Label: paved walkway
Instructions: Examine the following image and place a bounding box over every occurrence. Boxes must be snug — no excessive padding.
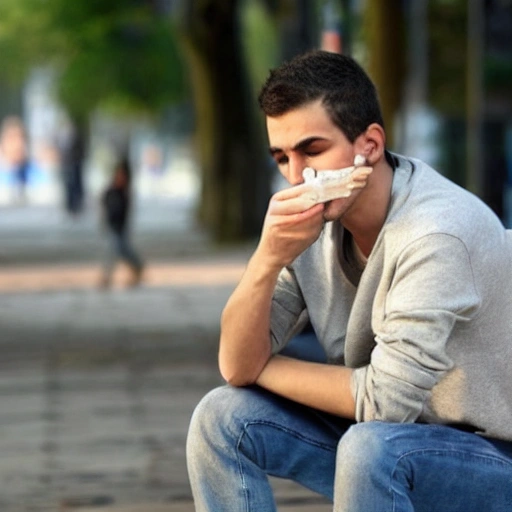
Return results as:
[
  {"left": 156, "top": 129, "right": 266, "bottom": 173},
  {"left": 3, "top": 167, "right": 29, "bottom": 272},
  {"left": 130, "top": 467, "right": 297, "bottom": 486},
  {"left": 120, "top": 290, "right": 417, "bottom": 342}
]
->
[
  {"left": 0, "top": 261, "right": 246, "bottom": 293},
  {"left": 0, "top": 202, "right": 332, "bottom": 512}
]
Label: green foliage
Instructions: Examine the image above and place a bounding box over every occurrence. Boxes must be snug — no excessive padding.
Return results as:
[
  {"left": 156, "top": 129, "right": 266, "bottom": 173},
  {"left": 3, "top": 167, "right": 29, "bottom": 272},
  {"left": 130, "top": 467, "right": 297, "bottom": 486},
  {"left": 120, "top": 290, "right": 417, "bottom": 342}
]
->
[
  {"left": 241, "top": 0, "right": 279, "bottom": 94},
  {"left": 0, "top": 0, "right": 188, "bottom": 120},
  {"left": 0, "top": 0, "right": 54, "bottom": 81}
]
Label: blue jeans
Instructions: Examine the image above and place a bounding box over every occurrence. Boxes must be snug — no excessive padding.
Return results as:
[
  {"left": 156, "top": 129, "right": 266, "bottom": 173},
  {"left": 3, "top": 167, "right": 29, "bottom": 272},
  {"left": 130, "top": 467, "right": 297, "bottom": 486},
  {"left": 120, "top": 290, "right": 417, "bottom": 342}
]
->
[{"left": 186, "top": 385, "right": 512, "bottom": 511}]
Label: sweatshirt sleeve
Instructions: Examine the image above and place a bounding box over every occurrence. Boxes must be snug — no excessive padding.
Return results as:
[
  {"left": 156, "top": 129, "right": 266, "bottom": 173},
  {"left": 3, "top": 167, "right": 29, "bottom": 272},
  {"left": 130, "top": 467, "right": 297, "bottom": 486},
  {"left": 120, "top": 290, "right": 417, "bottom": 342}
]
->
[
  {"left": 351, "top": 233, "right": 481, "bottom": 423},
  {"left": 270, "top": 266, "right": 309, "bottom": 354}
]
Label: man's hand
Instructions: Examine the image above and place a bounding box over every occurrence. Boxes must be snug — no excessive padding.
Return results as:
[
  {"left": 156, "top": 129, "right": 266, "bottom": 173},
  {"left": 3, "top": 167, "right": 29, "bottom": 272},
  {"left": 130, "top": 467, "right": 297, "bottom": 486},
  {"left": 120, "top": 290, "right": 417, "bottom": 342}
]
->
[{"left": 258, "top": 186, "right": 326, "bottom": 269}]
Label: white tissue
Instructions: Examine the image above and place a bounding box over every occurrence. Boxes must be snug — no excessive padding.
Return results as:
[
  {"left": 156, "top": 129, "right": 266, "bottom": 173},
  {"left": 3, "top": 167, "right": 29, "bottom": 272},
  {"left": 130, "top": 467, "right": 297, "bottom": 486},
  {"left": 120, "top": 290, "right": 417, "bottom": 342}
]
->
[{"left": 301, "top": 154, "right": 367, "bottom": 204}]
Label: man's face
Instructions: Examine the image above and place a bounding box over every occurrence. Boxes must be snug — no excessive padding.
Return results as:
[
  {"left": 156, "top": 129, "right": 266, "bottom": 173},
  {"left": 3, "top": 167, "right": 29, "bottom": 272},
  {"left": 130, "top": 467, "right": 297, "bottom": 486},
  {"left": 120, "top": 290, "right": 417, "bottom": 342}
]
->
[{"left": 267, "top": 99, "right": 363, "bottom": 222}]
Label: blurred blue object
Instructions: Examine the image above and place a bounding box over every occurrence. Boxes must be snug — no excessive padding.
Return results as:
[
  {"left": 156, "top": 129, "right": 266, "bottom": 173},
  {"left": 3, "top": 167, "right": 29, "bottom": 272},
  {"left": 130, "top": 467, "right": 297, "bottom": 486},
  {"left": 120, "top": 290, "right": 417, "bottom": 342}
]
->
[{"left": 281, "top": 323, "right": 327, "bottom": 363}]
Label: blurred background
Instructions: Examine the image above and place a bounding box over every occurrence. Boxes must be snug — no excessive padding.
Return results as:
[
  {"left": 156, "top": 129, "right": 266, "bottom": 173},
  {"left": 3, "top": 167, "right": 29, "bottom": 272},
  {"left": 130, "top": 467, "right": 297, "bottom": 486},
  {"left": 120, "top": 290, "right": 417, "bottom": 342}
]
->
[
  {"left": 0, "top": 0, "right": 511, "bottom": 233},
  {"left": 0, "top": 1, "right": 511, "bottom": 511}
]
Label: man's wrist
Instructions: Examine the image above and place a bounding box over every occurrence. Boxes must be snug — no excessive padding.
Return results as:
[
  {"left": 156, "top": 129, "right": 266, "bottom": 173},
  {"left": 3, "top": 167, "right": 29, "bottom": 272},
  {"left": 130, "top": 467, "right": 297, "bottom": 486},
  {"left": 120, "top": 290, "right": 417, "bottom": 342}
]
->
[{"left": 251, "top": 245, "right": 286, "bottom": 278}]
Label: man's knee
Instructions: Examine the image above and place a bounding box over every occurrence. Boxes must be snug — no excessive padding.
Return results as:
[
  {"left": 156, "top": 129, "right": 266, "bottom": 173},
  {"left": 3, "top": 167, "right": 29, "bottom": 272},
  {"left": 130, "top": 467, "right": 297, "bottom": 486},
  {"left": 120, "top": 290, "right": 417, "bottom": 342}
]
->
[
  {"left": 189, "top": 385, "right": 268, "bottom": 447},
  {"left": 337, "top": 422, "right": 391, "bottom": 472},
  {"left": 187, "top": 385, "right": 241, "bottom": 478},
  {"left": 188, "top": 386, "right": 238, "bottom": 443},
  {"left": 334, "top": 421, "right": 414, "bottom": 506}
]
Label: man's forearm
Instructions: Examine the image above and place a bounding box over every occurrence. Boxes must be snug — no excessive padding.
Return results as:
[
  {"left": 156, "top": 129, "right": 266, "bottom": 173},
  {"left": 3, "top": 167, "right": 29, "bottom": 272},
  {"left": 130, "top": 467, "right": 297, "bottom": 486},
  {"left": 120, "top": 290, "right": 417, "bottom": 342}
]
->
[
  {"left": 256, "top": 355, "right": 356, "bottom": 419},
  {"left": 219, "top": 185, "right": 326, "bottom": 386},
  {"left": 218, "top": 250, "right": 282, "bottom": 386}
]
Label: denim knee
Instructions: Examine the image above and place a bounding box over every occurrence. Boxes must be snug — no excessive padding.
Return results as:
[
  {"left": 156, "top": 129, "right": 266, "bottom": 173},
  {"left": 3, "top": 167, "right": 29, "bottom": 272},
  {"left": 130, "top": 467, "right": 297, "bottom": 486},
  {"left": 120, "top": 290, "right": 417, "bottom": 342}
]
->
[
  {"left": 334, "top": 421, "right": 411, "bottom": 510},
  {"left": 188, "top": 386, "right": 242, "bottom": 447},
  {"left": 187, "top": 386, "right": 243, "bottom": 479},
  {"left": 336, "top": 421, "right": 391, "bottom": 474}
]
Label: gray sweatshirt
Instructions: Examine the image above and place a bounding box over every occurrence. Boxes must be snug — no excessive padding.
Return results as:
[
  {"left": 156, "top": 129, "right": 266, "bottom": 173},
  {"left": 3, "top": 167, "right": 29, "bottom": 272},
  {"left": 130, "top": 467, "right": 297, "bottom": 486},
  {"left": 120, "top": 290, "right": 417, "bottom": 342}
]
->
[{"left": 270, "top": 154, "right": 512, "bottom": 441}]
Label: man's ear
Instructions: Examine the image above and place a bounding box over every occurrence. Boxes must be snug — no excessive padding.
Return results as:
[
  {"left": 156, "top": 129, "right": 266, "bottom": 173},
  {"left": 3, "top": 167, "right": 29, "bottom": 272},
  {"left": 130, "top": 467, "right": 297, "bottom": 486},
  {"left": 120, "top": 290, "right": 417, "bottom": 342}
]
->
[{"left": 356, "top": 123, "right": 386, "bottom": 166}]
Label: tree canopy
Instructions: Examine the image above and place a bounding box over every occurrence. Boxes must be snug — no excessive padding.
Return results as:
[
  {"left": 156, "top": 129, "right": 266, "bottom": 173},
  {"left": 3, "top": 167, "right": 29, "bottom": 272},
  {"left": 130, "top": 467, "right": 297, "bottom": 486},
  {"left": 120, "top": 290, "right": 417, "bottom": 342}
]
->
[{"left": 0, "top": 0, "right": 188, "bottom": 121}]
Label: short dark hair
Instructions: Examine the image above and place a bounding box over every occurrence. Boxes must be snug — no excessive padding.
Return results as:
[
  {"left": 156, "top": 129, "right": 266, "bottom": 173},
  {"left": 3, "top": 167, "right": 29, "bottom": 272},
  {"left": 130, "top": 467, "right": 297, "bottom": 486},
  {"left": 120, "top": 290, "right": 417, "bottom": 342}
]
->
[{"left": 258, "top": 50, "right": 384, "bottom": 143}]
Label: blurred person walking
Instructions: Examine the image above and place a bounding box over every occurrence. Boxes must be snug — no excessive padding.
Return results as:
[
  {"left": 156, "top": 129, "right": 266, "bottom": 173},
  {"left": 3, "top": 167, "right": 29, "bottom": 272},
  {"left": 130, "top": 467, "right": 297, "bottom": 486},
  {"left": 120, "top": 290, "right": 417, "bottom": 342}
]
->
[{"left": 99, "top": 158, "right": 144, "bottom": 289}]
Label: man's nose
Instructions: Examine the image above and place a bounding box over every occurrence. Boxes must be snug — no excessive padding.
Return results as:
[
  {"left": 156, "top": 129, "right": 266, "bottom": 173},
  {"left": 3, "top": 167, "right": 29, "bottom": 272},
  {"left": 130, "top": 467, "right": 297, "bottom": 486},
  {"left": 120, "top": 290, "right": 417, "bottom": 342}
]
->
[{"left": 287, "top": 158, "right": 305, "bottom": 186}]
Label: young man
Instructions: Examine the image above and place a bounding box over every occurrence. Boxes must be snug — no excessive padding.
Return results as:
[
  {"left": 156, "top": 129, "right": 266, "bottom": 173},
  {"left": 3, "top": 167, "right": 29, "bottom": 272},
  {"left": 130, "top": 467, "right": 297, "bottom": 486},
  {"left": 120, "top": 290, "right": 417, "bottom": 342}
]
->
[{"left": 187, "top": 50, "right": 512, "bottom": 511}]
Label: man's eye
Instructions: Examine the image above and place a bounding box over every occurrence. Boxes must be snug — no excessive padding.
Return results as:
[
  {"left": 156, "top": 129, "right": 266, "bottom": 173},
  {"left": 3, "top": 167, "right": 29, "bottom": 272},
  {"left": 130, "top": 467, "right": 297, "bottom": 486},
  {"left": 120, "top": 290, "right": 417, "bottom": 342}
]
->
[
  {"left": 305, "top": 150, "right": 321, "bottom": 157},
  {"left": 277, "top": 156, "right": 289, "bottom": 165}
]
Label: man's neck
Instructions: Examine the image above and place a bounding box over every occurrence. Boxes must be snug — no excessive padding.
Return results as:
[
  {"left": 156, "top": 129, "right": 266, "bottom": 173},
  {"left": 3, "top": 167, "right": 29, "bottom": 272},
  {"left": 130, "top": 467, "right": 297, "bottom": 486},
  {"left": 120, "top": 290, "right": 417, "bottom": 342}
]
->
[{"left": 340, "top": 158, "right": 394, "bottom": 258}]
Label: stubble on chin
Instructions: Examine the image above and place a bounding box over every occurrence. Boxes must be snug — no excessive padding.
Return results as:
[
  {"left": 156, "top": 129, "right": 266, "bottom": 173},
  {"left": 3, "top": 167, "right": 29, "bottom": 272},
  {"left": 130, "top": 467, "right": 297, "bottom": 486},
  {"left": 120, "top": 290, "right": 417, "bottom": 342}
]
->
[{"left": 322, "top": 199, "right": 347, "bottom": 223}]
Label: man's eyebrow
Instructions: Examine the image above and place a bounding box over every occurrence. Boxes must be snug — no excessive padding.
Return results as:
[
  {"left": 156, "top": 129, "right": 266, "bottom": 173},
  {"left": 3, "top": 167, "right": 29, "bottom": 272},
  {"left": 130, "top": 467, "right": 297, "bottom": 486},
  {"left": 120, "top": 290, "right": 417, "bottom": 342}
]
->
[
  {"left": 269, "top": 136, "right": 326, "bottom": 156},
  {"left": 293, "top": 136, "right": 326, "bottom": 151}
]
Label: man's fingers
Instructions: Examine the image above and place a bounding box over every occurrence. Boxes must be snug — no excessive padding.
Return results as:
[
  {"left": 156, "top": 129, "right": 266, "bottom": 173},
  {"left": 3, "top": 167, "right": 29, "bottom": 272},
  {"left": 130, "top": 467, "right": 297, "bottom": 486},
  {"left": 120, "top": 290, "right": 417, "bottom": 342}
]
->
[
  {"left": 270, "top": 183, "right": 324, "bottom": 213},
  {"left": 273, "top": 182, "right": 311, "bottom": 201},
  {"left": 270, "top": 195, "right": 323, "bottom": 215}
]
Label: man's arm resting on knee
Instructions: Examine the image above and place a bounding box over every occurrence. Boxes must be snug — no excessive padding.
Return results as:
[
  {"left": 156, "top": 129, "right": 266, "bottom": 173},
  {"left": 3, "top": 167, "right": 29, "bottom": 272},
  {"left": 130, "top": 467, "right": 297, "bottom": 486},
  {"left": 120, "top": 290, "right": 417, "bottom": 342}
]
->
[
  {"left": 218, "top": 249, "right": 280, "bottom": 386},
  {"left": 219, "top": 188, "right": 325, "bottom": 387},
  {"left": 256, "top": 355, "right": 356, "bottom": 419}
]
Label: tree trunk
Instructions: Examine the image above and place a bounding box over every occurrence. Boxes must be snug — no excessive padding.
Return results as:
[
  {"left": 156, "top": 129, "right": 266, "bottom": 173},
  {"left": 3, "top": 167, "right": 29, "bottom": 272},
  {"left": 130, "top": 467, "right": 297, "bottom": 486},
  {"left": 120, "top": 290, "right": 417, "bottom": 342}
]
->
[
  {"left": 362, "top": 0, "right": 406, "bottom": 149},
  {"left": 175, "top": 0, "right": 271, "bottom": 242}
]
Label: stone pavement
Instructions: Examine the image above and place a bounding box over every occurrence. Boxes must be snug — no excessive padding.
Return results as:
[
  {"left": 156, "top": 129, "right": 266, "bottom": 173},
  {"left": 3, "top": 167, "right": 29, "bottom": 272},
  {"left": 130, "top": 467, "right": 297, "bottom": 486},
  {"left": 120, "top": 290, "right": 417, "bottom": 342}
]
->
[{"left": 0, "top": 202, "right": 332, "bottom": 512}]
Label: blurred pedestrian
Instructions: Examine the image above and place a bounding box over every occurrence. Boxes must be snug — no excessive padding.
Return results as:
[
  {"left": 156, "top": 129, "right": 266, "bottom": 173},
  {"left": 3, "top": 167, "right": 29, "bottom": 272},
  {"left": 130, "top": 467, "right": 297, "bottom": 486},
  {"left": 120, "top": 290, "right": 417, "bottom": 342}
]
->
[
  {"left": 56, "top": 119, "right": 85, "bottom": 216},
  {"left": 0, "top": 116, "right": 30, "bottom": 203},
  {"left": 99, "top": 158, "right": 144, "bottom": 289}
]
